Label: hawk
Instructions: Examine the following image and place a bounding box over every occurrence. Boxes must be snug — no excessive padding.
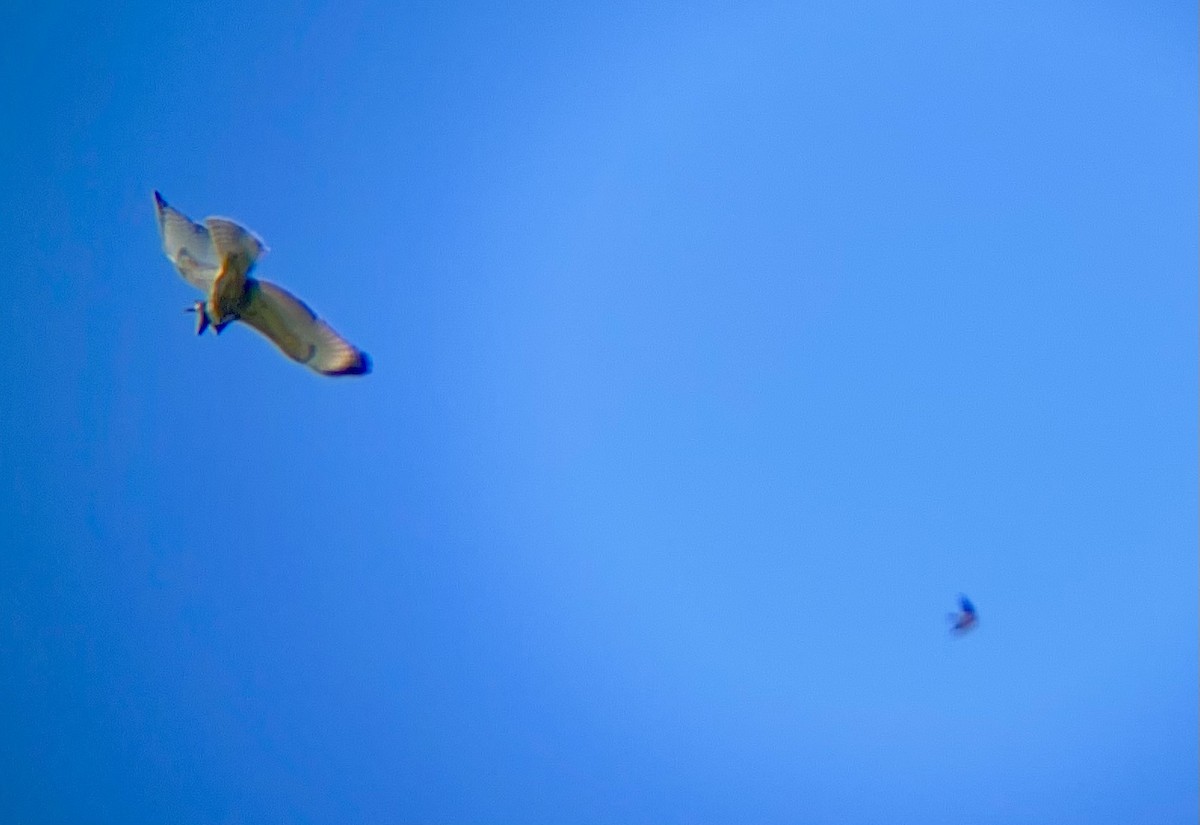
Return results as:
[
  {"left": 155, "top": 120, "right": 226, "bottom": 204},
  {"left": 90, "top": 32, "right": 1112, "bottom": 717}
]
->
[
  {"left": 948, "top": 595, "right": 978, "bottom": 635},
  {"left": 153, "top": 191, "right": 371, "bottom": 376}
]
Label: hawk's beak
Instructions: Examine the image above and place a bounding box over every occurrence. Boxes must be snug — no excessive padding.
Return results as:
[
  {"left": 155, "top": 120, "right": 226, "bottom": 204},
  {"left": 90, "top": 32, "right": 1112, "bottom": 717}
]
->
[{"left": 185, "top": 301, "right": 210, "bottom": 336}]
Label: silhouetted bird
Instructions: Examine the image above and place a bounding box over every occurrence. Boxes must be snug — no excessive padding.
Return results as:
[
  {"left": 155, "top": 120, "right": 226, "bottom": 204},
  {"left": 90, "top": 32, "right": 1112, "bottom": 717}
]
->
[
  {"left": 153, "top": 192, "right": 370, "bottom": 376},
  {"left": 948, "top": 595, "right": 978, "bottom": 635}
]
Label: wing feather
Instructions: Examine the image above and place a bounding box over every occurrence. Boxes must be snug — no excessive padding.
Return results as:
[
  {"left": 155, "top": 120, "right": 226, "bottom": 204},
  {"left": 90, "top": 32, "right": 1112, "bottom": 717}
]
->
[
  {"left": 238, "top": 279, "right": 371, "bottom": 376},
  {"left": 153, "top": 191, "right": 219, "bottom": 291}
]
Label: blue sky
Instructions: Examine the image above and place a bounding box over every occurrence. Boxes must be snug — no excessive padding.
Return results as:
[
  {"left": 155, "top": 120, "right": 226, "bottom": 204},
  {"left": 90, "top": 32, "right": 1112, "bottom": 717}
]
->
[{"left": 0, "top": 1, "right": 1195, "bottom": 822}]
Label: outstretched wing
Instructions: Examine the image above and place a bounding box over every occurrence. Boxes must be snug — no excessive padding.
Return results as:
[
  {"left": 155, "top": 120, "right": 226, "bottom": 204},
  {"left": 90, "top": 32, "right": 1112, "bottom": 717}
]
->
[
  {"left": 959, "top": 595, "right": 976, "bottom": 615},
  {"left": 238, "top": 279, "right": 371, "bottom": 376},
  {"left": 153, "top": 191, "right": 219, "bottom": 291}
]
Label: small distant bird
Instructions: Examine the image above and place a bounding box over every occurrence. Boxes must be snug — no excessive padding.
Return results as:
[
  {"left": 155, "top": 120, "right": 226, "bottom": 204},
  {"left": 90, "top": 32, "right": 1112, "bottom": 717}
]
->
[
  {"left": 153, "top": 191, "right": 371, "bottom": 376},
  {"left": 948, "top": 595, "right": 978, "bottom": 635}
]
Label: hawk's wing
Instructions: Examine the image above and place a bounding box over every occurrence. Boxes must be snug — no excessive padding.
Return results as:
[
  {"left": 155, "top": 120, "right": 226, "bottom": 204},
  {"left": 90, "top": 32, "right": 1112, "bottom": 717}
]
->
[
  {"left": 959, "top": 595, "right": 976, "bottom": 615},
  {"left": 238, "top": 279, "right": 371, "bottom": 376},
  {"left": 153, "top": 191, "right": 220, "bottom": 291}
]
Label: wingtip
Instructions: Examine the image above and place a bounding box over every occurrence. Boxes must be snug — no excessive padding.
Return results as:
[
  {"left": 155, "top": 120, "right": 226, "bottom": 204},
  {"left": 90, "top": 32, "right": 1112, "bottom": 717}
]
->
[
  {"left": 153, "top": 190, "right": 166, "bottom": 208},
  {"left": 329, "top": 351, "right": 372, "bottom": 377},
  {"left": 349, "top": 351, "right": 372, "bottom": 376}
]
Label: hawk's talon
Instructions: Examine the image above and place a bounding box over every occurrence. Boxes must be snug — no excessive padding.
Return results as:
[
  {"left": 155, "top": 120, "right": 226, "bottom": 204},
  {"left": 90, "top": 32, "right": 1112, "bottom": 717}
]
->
[{"left": 185, "top": 301, "right": 210, "bottom": 336}]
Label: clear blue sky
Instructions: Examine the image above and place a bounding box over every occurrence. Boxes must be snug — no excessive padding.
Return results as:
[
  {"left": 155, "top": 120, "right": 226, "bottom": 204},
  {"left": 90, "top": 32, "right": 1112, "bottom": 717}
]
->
[{"left": 0, "top": 1, "right": 1195, "bottom": 822}]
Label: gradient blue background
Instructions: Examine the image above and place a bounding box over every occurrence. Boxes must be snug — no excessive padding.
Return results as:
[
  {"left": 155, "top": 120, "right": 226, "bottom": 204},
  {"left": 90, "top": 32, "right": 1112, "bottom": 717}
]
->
[{"left": 0, "top": 2, "right": 1195, "bottom": 822}]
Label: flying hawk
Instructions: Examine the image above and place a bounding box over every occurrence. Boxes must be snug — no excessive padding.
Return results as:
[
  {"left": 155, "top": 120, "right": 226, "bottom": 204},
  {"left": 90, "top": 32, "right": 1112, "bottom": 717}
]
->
[
  {"left": 948, "top": 595, "right": 978, "bottom": 635},
  {"left": 153, "top": 191, "right": 371, "bottom": 376}
]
